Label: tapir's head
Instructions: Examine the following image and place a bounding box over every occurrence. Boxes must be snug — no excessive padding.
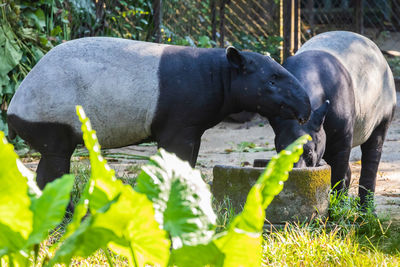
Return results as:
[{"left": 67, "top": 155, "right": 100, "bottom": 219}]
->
[
  {"left": 271, "top": 100, "right": 330, "bottom": 167},
  {"left": 226, "top": 47, "right": 311, "bottom": 124}
]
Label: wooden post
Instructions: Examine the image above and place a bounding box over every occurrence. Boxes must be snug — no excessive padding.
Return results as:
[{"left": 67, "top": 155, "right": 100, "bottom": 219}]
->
[
  {"left": 219, "top": 0, "right": 228, "bottom": 47},
  {"left": 281, "top": 0, "right": 301, "bottom": 62},
  {"left": 210, "top": 0, "right": 217, "bottom": 44},
  {"left": 354, "top": 0, "right": 364, "bottom": 34},
  {"left": 293, "top": 0, "right": 301, "bottom": 53},
  {"left": 153, "top": 0, "right": 162, "bottom": 43}
]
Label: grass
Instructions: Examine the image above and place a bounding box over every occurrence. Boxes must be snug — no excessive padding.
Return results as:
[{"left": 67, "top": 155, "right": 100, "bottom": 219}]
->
[
  {"left": 41, "top": 162, "right": 400, "bottom": 266},
  {"left": 215, "top": 191, "right": 400, "bottom": 266},
  {"left": 224, "top": 141, "right": 275, "bottom": 153}
]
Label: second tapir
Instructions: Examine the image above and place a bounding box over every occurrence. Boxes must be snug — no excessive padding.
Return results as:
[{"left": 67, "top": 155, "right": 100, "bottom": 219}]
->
[
  {"left": 270, "top": 31, "right": 396, "bottom": 205},
  {"left": 7, "top": 37, "right": 311, "bottom": 189}
]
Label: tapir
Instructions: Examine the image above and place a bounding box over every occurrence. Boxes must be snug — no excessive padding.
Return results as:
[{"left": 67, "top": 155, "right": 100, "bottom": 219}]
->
[
  {"left": 269, "top": 31, "right": 396, "bottom": 206},
  {"left": 7, "top": 37, "right": 311, "bottom": 189}
]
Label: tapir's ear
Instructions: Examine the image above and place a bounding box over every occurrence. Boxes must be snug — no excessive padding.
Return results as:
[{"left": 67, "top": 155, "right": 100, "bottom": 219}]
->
[
  {"left": 226, "top": 46, "right": 246, "bottom": 70},
  {"left": 307, "top": 100, "right": 330, "bottom": 132}
]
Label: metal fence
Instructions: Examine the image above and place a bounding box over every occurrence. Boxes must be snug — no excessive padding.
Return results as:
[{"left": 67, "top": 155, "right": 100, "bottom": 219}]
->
[
  {"left": 162, "top": 0, "right": 281, "bottom": 59},
  {"left": 301, "top": 0, "right": 400, "bottom": 42},
  {"left": 160, "top": 0, "right": 400, "bottom": 61}
]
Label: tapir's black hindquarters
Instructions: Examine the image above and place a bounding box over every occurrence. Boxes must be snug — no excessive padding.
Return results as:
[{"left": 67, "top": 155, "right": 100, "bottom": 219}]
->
[
  {"left": 7, "top": 114, "right": 81, "bottom": 189},
  {"left": 359, "top": 116, "right": 393, "bottom": 205}
]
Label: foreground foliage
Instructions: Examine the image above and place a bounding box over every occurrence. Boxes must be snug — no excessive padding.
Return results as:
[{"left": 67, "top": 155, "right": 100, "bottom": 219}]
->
[{"left": 0, "top": 105, "right": 309, "bottom": 266}]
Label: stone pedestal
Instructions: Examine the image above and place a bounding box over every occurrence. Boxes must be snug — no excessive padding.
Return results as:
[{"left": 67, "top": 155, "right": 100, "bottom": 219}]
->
[{"left": 212, "top": 162, "right": 331, "bottom": 224}]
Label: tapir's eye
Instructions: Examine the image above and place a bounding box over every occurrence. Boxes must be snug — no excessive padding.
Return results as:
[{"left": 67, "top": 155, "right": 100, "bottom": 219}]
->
[{"left": 268, "top": 74, "right": 278, "bottom": 85}]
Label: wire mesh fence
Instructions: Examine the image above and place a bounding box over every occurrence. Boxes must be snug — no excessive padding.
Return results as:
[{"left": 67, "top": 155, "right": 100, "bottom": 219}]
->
[
  {"left": 161, "top": 0, "right": 400, "bottom": 62},
  {"left": 162, "top": 0, "right": 282, "bottom": 59},
  {"left": 300, "top": 0, "right": 400, "bottom": 42}
]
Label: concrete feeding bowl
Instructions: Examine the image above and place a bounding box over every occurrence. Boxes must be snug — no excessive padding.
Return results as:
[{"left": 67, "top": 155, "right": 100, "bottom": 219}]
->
[{"left": 212, "top": 159, "right": 331, "bottom": 224}]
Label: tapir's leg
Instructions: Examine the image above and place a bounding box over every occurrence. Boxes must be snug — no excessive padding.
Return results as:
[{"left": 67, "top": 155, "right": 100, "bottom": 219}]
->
[
  {"left": 191, "top": 140, "right": 201, "bottom": 166},
  {"left": 324, "top": 145, "right": 352, "bottom": 193},
  {"left": 344, "top": 164, "right": 352, "bottom": 188},
  {"left": 37, "top": 151, "right": 75, "bottom": 189},
  {"left": 156, "top": 127, "right": 203, "bottom": 168},
  {"left": 7, "top": 114, "right": 80, "bottom": 190},
  {"left": 359, "top": 119, "right": 391, "bottom": 205}
]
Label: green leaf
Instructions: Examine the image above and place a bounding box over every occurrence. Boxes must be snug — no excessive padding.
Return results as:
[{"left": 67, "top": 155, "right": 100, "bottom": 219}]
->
[
  {"left": 209, "top": 185, "right": 264, "bottom": 267},
  {"left": 27, "top": 174, "right": 74, "bottom": 246},
  {"left": 213, "top": 229, "right": 262, "bottom": 267},
  {"left": 49, "top": 216, "right": 116, "bottom": 266},
  {"left": 75, "top": 106, "right": 121, "bottom": 212},
  {"left": 0, "top": 25, "right": 23, "bottom": 77},
  {"left": 0, "top": 223, "right": 26, "bottom": 254},
  {"left": 24, "top": 9, "right": 46, "bottom": 30},
  {"left": 135, "top": 149, "right": 217, "bottom": 248},
  {"left": 55, "top": 106, "right": 170, "bottom": 267},
  {"left": 170, "top": 242, "right": 223, "bottom": 267},
  {"left": 103, "top": 186, "right": 170, "bottom": 267},
  {"left": 0, "top": 131, "right": 33, "bottom": 251},
  {"left": 257, "top": 135, "right": 311, "bottom": 209}
]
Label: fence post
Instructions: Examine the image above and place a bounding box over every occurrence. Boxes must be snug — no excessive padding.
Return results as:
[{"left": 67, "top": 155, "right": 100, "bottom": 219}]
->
[
  {"left": 153, "top": 0, "right": 162, "bottom": 43},
  {"left": 281, "top": 0, "right": 301, "bottom": 62},
  {"left": 210, "top": 0, "right": 217, "bottom": 44},
  {"left": 219, "top": 0, "right": 230, "bottom": 47},
  {"left": 354, "top": 0, "right": 364, "bottom": 34}
]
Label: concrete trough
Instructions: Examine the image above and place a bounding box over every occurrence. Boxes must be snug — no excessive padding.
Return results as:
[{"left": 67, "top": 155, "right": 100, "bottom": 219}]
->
[{"left": 212, "top": 159, "right": 331, "bottom": 224}]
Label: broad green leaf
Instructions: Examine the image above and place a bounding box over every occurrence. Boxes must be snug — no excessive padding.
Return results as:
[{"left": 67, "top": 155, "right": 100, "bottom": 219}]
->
[
  {"left": 57, "top": 106, "right": 170, "bottom": 267},
  {"left": 135, "top": 149, "right": 217, "bottom": 249},
  {"left": 103, "top": 186, "right": 170, "bottom": 267},
  {"left": 27, "top": 174, "right": 75, "bottom": 246},
  {"left": 213, "top": 230, "right": 262, "bottom": 267},
  {"left": 228, "top": 185, "right": 265, "bottom": 234},
  {"left": 0, "top": 25, "right": 23, "bottom": 77},
  {"left": 257, "top": 135, "right": 311, "bottom": 209},
  {"left": 76, "top": 105, "right": 121, "bottom": 211},
  {"left": 169, "top": 241, "right": 223, "bottom": 267},
  {"left": 0, "top": 131, "right": 33, "bottom": 250},
  {"left": 34, "top": 8, "right": 46, "bottom": 29},
  {"left": 0, "top": 223, "right": 26, "bottom": 254},
  {"left": 211, "top": 186, "right": 264, "bottom": 267},
  {"left": 49, "top": 216, "right": 116, "bottom": 266},
  {"left": 24, "top": 9, "right": 46, "bottom": 30}
]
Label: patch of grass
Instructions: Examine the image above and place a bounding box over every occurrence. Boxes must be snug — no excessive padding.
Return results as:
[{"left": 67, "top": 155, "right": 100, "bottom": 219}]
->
[
  {"left": 37, "top": 234, "right": 129, "bottom": 266},
  {"left": 225, "top": 141, "right": 275, "bottom": 153},
  {"left": 214, "top": 196, "right": 238, "bottom": 233},
  {"left": 262, "top": 191, "right": 400, "bottom": 265},
  {"left": 70, "top": 162, "right": 91, "bottom": 207},
  {"left": 262, "top": 223, "right": 399, "bottom": 266},
  {"left": 124, "top": 164, "right": 143, "bottom": 175},
  {"left": 327, "top": 191, "right": 400, "bottom": 254}
]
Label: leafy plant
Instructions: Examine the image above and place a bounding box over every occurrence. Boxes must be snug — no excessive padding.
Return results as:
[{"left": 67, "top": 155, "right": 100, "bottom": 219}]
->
[
  {"left": 0, "top": 105, "right": 309, "bottom": 266},
  {"left": 0, "top": 130, "right": 74, "bottom": 266}
]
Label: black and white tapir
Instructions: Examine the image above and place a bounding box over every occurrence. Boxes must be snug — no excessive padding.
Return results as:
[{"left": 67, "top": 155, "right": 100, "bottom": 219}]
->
[
  {"left": 269, "top": 31, "right": 396, "bottom": 205},
  {"left": 7, "top": 37, "right": 311, "bottom": 189}
]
